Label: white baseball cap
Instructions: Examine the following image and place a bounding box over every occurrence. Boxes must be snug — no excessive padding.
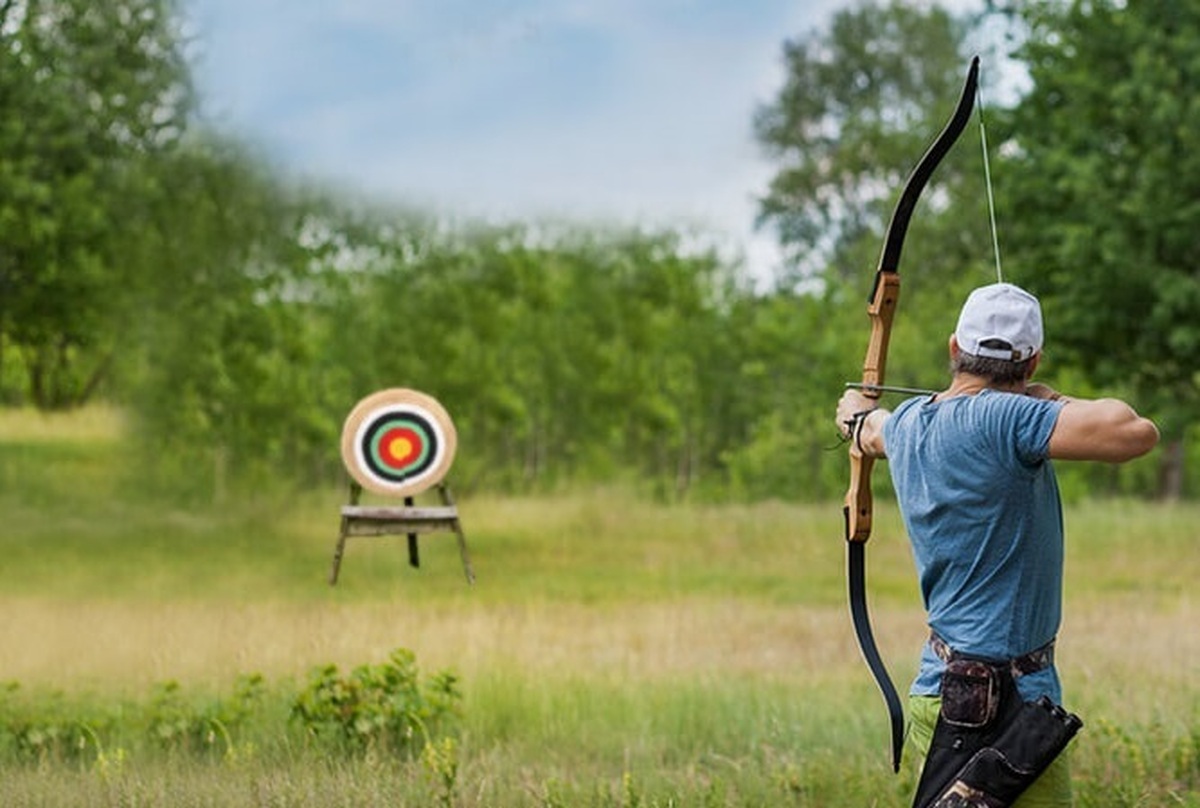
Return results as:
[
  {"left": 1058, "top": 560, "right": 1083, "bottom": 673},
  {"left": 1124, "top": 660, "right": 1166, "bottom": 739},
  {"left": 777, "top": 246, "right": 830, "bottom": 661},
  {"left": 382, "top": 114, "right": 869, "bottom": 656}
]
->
[{"left": 954, "top": 283, "right": 1043, "bottom": 361}]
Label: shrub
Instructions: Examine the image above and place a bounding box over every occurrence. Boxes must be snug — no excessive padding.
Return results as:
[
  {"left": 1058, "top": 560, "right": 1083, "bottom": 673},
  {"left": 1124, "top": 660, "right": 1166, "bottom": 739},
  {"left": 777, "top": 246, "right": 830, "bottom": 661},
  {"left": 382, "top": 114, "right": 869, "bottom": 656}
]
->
[{"left": 290, "top": 648, "right": 461, "bottom": 756}]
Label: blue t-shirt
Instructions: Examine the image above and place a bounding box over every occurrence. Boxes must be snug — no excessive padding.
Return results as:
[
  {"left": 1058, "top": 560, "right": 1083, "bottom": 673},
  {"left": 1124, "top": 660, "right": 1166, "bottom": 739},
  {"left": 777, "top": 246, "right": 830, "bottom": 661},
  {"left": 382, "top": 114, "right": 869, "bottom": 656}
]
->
[{"left": 882, "top": 390, "right": 1065, "bottom": 702}]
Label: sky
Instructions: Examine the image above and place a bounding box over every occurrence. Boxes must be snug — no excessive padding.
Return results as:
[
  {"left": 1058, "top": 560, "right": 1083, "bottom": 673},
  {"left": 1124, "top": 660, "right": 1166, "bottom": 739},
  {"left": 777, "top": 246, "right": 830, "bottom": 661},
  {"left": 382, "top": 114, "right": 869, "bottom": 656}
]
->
[{"left": 180, "top": 1, "right": 866, "bottom": 283}]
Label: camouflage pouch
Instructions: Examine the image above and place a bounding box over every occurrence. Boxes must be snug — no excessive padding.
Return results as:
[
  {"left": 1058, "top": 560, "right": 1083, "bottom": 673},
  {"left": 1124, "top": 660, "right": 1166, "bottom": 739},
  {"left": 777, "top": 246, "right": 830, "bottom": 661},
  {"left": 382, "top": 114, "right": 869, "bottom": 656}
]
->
[{"left": 940, "top": 659, "right": 1003, "bottom": 729}]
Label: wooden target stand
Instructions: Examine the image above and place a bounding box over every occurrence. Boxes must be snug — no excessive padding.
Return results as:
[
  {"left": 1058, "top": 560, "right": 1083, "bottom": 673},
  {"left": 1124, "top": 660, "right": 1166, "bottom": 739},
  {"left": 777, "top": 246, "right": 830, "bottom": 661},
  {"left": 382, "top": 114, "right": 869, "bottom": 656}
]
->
[{"left": 329, "top": 389, "right": 475, "bottom": 585}]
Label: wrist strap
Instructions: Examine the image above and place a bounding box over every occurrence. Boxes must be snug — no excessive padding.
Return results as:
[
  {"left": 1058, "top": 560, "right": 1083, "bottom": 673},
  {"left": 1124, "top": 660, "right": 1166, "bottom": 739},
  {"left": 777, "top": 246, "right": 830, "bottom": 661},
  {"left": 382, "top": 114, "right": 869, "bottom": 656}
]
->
[{"left": 845, "top": 409, "right": 876, "bottom": 455}]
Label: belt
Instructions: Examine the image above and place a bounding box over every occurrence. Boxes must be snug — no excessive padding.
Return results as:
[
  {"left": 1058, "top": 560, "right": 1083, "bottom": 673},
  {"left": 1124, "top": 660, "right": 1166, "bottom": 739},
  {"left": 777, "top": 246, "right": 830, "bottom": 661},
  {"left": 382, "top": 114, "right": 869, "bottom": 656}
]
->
[{"left": 929, "top": 633, "right": 1055, "bottom": 678}]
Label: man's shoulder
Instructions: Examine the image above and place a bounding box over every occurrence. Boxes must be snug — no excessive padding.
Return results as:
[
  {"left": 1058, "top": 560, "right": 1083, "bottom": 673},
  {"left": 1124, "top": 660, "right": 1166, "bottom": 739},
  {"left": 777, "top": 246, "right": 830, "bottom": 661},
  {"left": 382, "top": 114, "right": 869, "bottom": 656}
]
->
[{"left": 973, "top": 389, "right": 1061, "bottom": 419}]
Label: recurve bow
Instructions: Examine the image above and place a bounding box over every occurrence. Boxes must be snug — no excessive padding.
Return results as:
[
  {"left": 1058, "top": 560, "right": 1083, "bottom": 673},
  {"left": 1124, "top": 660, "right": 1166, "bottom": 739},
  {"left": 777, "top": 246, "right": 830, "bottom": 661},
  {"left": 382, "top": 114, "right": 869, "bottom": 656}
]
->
[{"left": 844, "top": 56, "right": 979, "bottom": 773}]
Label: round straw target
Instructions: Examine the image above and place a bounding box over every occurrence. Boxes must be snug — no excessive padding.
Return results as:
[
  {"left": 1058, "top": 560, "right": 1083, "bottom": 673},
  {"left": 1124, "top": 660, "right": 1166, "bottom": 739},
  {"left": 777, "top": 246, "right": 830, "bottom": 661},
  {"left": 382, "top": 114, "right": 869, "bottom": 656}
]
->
[{"left": 340, "top": 389, "right": 458, "bottom": 496}]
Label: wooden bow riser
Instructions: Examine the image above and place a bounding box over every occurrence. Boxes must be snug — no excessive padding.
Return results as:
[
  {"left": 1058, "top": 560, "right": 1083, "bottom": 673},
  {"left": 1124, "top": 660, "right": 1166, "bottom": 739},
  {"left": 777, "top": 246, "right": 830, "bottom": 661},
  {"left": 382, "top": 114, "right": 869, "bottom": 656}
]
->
[{"left": 844, "top": 270, "right": 900, "bottom": 543}]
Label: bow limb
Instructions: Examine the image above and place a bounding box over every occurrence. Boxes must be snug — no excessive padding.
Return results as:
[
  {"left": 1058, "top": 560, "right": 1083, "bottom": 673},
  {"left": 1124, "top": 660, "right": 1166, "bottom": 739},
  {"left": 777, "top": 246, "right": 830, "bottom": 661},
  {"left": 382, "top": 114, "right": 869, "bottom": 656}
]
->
[
  {"left": 843, "top": 268, "right": 902, "bottom": 773},
  {"left": 844, "top": 55, "right": 979, "bottom": 543},
  {"left": 842, "top": 56, "right": 980, "bottom": 774}
]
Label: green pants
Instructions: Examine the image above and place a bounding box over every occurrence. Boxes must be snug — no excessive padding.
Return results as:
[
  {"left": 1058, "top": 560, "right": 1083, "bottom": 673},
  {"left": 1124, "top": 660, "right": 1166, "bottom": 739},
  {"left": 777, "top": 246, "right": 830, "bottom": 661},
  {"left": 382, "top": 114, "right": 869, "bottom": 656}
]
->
[{"left": 906, "top": 695, "right": 1074, "bottom": 807}]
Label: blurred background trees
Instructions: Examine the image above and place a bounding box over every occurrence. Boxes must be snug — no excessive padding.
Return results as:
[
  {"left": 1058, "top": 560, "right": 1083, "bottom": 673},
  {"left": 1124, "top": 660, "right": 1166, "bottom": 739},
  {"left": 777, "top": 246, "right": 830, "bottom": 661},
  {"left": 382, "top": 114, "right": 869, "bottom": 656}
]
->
[
  {"left": 0, "top": 0, "right": 1190, "bottom": 501},
  {"left": 998, "top": 0, "right": 1200, "bottom": 498},
  {"left": 0, "top": 0, "right": 191, "bottom": 409}
]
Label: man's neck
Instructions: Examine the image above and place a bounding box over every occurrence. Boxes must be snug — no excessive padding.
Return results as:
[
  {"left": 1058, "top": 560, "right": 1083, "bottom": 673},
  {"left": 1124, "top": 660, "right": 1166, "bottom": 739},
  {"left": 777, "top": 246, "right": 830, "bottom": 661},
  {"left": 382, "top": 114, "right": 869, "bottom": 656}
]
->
[{"left": 937, "top": 373, "right": 1025, "bottom": 401}]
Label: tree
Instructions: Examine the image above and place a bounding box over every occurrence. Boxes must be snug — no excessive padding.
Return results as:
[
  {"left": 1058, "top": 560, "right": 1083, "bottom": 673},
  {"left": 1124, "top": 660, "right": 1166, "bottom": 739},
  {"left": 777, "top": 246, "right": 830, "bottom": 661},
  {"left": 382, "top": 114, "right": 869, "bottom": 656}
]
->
[
  {"left": 0, "top": 0, "right": 192, "bottom": 408},
  {"left": 751, "top": 0, "right": 1011, "bottom": 414},
  {"left": 1000, "top": 0, "right": 1197, "bottom": 497},
  {"left": 124, "top": 136, "right": 378, "bottom": 499},
  {"left": 753, "top": 0, "right": 984, "bottom": 290},
  {"left": 319, "top": 222, "right": 746, "bottom": 497},
  {"left": 751, "top": 1, "right": 1029, "bottom": 502}
]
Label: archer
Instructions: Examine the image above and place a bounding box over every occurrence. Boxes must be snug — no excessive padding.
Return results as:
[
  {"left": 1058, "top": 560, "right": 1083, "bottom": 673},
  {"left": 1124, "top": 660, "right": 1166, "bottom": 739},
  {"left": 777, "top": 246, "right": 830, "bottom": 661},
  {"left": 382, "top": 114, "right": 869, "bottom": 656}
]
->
[{"left": 837, "top": 282, "right": 1158, "bottom": 807}]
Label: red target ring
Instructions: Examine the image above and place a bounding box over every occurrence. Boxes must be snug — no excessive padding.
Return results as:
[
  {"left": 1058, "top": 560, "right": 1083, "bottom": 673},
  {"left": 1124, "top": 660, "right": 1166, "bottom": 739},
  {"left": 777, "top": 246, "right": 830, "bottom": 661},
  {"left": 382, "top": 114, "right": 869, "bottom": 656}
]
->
[
  {"left": 378, "top": 426, "right": 423, "bottom": 467},
  {"left": 340, "top": 389, "right": 457, "bottom": 496}
]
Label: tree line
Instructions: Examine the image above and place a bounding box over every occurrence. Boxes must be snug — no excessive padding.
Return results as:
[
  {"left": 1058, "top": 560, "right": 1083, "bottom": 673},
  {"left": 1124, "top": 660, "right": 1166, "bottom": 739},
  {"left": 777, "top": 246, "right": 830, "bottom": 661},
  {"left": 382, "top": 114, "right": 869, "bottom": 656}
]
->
[{"left": 0, "top": 0, "right": 1193, "bottom": 500}]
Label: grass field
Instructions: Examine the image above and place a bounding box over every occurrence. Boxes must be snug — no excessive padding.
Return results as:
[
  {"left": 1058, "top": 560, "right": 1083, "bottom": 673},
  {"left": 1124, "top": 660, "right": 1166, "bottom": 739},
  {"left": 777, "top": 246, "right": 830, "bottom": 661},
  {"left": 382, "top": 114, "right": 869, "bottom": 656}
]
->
[{"left": 0, "top": 406, "right": 1196, "bottom": 806}]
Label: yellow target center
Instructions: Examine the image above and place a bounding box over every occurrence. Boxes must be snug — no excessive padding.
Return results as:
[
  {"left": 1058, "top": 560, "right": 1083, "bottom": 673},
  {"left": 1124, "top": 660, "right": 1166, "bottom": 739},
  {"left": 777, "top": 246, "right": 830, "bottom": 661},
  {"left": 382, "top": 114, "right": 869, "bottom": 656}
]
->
[{"left": 388, "top": 435, "right": 414, "bottom": 462}]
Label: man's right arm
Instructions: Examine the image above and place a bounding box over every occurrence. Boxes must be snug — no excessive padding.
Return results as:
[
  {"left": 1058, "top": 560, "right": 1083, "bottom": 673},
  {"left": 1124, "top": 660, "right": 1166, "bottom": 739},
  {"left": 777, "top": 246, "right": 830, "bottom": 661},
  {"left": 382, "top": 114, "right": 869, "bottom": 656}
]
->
[{"left": 1027, "top": 384, "right": 1159, "bottom": 462}]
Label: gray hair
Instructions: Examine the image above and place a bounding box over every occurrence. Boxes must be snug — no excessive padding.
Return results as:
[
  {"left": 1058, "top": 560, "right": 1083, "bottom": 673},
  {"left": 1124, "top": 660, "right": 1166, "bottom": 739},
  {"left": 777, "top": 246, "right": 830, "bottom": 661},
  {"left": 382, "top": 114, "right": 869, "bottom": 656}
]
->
[{"left": 952, "top": 340, "right": 1034, "bottom": 385}]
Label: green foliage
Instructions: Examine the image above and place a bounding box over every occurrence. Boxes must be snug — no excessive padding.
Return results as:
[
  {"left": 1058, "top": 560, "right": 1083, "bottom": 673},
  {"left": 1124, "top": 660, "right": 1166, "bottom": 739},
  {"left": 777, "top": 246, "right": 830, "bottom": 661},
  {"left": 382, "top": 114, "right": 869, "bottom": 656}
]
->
[
  {"left": 120, "top": 140, "right": 344, "bottom": 501},
  {"left": 291, "top": 649, "right": 461, "bottom": 757},
  {"left": 0, "top": 0, "right": 192, "bottom": 409},
  {"left": 128, "top": 209, "right": 842, "bottom": 501},
  {"left": 0, "top": 682, "right": 110, "bottom": 767},
  {"left": 1001, "top": 0, "right": 1200, "bottom": 476},
  {"left": 0, "top": 650, "right": 459, "bottom": 773},
  {"left": 420, "top": 735, "right": 461, "bottom": 808},
  {"left": 753, "top": 0, "right": 977, "bottom": 287},
  {"left": 1, "top": 0, "right": 1194, "bottom": 504},
  {"left": 145, "top": 674, "right": 265, "bottom": 758},
  {"left": 1072, "top": 716, "right": 1200, "bottom": 806},
  {"left": 4, "top": 669, "right": 1194, "bottom": 805},
  {"left": 750, "top": 0, "right": 1191, "bottom": 499}
]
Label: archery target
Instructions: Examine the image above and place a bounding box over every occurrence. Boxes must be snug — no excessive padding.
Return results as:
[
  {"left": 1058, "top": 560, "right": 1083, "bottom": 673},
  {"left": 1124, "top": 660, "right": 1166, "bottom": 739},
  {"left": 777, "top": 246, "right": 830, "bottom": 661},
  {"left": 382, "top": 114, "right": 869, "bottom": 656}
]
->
[{"left": 340, "top": 389, "right": 458, "bottom": 496}]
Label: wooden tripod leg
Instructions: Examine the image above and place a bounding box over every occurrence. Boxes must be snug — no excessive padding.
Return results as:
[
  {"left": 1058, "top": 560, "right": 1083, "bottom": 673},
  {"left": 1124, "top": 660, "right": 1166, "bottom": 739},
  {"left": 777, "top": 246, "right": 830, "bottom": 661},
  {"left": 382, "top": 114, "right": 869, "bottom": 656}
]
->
[
  {"left": 329, "top": 481, "right": 362, "bottom": 585},
  {"left": 329, "top": 516, "right": 349, "bottom": 585},
  {"left": 452, "top": 517, "right": 475, "bottom": 584},
  {"left": 439, "top": 484, "right": 475, "bottom": 584}
]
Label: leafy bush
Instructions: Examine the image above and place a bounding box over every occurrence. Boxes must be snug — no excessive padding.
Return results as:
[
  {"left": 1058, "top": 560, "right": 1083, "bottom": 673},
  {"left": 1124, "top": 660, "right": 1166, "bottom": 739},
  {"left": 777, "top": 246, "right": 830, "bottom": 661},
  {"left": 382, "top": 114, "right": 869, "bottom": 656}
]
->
[
  {"left": 290, "top": 648, "right": 461, "bottom": 755},
  {"left": 0, "top": 681, "right": 109, "bottom": 766},
  {"left": 0, "top": 649, "right": 459, "bottom": 770},
  {"left": 146, "top": 673, "right": 266, "bottom": 758}
]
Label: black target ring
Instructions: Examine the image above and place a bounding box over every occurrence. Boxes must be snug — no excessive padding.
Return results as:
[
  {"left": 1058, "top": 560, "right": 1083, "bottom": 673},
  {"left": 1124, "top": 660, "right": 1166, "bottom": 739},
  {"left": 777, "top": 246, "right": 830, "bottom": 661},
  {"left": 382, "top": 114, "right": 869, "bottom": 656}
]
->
[{"left": 359, "top": 411, "right": 439, "bottom": 484}]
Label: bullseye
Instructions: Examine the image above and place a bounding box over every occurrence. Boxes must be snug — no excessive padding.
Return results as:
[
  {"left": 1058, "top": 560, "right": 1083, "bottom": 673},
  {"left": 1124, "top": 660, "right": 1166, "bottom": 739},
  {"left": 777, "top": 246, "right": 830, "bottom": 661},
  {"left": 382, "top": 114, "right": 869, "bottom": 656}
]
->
[{"left": 383, "top": 429, "right": 418, "bottom": 466}]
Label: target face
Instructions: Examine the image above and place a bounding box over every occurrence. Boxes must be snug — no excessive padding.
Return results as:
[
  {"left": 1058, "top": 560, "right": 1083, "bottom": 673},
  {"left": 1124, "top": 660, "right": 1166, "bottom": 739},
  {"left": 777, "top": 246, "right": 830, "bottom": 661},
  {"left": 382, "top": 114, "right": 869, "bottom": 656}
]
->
[{"left": 340, "top": 389, "right": 458, "bottom": 496}]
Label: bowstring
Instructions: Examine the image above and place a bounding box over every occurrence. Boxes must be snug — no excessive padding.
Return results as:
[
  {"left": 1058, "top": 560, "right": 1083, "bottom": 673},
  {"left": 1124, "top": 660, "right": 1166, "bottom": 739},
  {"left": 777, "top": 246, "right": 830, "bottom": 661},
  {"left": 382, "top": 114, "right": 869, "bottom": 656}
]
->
[{"left": 976, "top": 79, "right": 1004, "bottom": 283}]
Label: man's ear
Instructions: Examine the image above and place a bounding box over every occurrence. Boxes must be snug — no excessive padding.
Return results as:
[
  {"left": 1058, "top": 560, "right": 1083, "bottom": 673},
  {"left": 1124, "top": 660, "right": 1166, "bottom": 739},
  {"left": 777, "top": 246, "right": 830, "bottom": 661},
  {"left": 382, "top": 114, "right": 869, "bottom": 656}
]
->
[
  {"left": 948, "top": 334, "right": 960, "bottom": 359},
  {"left": 1026, "top": 352, "right": 1041, "bottom": 380}
]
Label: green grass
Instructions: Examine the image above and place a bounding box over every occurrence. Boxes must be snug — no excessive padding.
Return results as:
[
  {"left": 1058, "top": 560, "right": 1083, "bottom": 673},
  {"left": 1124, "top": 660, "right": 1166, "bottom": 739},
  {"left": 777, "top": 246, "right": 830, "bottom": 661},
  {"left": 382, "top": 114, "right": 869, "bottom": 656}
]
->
[{"left": 0, "top": 406, "right": 1196, "bottom": 806}]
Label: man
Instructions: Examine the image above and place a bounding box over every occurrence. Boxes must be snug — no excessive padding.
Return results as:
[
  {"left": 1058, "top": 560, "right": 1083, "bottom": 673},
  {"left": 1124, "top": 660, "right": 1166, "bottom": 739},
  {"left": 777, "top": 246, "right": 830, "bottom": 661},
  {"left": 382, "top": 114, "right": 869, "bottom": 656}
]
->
[{"left": 836, "top": 282, "right": 1159, "bottom": 807}]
